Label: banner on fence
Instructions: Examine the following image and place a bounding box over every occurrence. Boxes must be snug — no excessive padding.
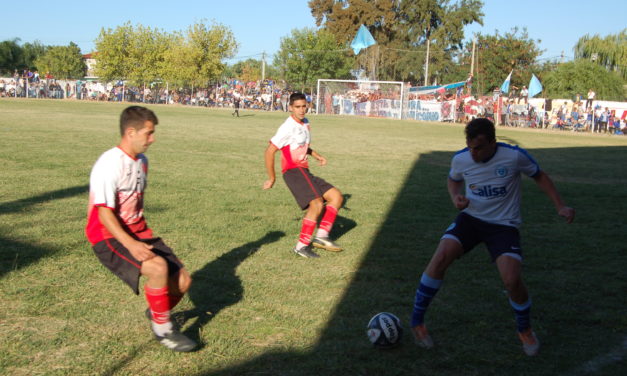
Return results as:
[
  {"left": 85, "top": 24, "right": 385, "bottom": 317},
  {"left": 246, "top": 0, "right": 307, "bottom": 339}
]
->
[{"left": 406, "top": 100, "right": 443, "bottom": 121}]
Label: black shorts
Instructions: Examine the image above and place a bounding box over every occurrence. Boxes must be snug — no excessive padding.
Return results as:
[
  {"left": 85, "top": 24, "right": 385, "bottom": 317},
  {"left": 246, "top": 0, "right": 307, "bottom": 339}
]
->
[
  {"left": 283, "top": 167, "right": 334, "bottom": 210},
  {"left": 92, "top": 237, "right": 184, "bottom": 294},
  {"left": 442, "top": 212, "right": 522, "bottom": 262}
]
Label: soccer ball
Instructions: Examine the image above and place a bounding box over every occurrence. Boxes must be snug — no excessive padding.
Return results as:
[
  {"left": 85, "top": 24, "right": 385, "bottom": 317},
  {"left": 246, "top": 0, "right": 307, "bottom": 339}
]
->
[{"left": 366, "top": 312, "right": 403, "bottom": 348}]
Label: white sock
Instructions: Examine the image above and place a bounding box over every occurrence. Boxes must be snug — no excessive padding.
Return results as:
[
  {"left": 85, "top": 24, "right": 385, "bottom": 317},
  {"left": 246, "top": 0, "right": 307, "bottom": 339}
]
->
[
  {"left": 296, "top": 241, "right": 308, "bottom": 250},
  {"left": 316, "top": 229, "right": 329, "bottom": 238},
  {"left": 152, "top": 321, "right": 173, "bottom": 336}
]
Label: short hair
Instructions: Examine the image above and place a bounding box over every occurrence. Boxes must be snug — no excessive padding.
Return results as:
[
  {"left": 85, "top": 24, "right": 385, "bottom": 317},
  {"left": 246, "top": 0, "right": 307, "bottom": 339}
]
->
[
  {"left": 289, "top": 92, "right": 306, "bottom": 104},
  {"left": 119, "top": 106, "right": 158, "bottom": 136},
  {"left": 465, "top": 117, "right": 495, "bottom": 142}
]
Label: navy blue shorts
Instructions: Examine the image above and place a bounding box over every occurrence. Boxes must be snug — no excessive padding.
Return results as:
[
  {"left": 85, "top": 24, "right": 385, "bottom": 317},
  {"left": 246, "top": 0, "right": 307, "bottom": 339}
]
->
[
  {"left": 442, "top": 212, "right": 522, "bottom": 262},
  {"left": 283, "top": 167, "right": 334, "bottom": 210},
  {"left": 93, "top": 237, "right": 184, "bottom": 294}
]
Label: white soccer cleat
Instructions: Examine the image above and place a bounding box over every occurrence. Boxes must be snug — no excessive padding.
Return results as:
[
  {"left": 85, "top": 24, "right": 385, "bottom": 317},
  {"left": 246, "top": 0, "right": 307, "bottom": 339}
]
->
[
  {"left": 312, "top": 236, "right": 343, "bottom": 252},
  {"left": 518, "top": 329, "right": 540, "bottom": 356},
  {"left": 411, "top": 325, "right": 434, "bottom": 349}
]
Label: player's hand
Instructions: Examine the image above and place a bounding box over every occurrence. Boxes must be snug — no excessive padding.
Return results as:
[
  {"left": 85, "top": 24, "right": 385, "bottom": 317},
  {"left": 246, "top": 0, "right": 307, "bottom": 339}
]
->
[
  {"left": 317, "top": 156, "right": 327, "bottom": 166},
  {"left": 263, "top": 179, "right": 275, "bottom": 190},
  {"left": 557, "top": 206, "right": 575, "bottom": 224},
  {"left": 453, "top": 194, "right": 470, "bottom": 210},
  {"left": 127, "top": 240, "right": 155, "bottom": 262}
]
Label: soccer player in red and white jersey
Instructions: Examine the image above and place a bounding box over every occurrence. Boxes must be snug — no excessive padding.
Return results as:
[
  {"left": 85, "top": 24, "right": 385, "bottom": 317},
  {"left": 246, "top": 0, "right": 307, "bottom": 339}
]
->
[
  {"left": 86, "top": 106, "right": 196, "bottom": 352},
  {"left": 263, "top": 93, "right": 344, "bottom": 258}
]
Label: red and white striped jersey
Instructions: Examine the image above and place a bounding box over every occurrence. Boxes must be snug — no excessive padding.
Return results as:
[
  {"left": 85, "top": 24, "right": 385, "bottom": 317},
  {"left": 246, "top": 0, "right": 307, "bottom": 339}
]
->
[
  {"left": 85, "top": 147, "right": 153, "bottom": 245},
  {"left": 270, "top": 115, "right": 311, "bottom": 173}
]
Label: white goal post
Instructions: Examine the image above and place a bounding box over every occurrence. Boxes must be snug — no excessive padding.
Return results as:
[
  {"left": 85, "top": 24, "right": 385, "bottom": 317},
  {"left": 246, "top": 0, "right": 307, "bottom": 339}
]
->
[{"left": 316, "top": 79, "right": 405, "bottom": 119}]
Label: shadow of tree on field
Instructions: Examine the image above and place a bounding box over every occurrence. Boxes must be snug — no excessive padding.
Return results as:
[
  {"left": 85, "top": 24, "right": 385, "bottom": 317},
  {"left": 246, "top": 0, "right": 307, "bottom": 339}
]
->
[
  {"left": 0, "top": 185, "right": 88, "bottom": 277},
  {"left": 195, "top": 145, "right": 627, "bottom": 376},
  {"left": 183, "top": 231, "right": 286, "bottom": 346}
]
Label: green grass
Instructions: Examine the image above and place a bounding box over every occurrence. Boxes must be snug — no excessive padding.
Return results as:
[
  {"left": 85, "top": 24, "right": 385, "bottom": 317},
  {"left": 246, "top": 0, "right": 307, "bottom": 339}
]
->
[{"left": 1, "top": 99, "right": 626, "bottom": 375}]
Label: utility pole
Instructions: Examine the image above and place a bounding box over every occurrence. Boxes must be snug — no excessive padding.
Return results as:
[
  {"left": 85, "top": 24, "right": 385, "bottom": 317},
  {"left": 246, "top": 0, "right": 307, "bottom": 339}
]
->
[
  {"left": 424, "top": 37, "right": 430, "bottom": 86},
  {"left": 470, "top": 37, "right": 476, "bottom": 76},
  {"left": 261, "top": 51, "right": 266, "bottom": 81}
]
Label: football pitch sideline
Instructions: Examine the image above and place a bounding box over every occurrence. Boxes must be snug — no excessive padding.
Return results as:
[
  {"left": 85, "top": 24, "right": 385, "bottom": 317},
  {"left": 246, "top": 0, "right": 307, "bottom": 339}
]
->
[{"left": 1, "top": 99, "right": 626, "bottom": 375}]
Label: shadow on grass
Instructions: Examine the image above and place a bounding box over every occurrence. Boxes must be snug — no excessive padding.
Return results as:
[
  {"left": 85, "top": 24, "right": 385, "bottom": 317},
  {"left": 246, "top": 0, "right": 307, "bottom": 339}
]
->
[
  {"left": 0, "top": 185, "right": 88, "bottom": 277},
  {"left": 100, "top": 339, "right": 152, "bottom": 376},
  {"left": 183, "top": 231, "right": 286, "bottom": 346},
  {"left": 196, "top": 145, "right": 627, "bottom": 375},
  {"left": 0, "top": 185, "right": 88, "bottom": 214}
]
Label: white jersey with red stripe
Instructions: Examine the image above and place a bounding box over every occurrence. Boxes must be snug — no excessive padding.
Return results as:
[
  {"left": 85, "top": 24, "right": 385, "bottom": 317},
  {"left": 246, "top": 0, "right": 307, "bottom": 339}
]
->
[
  {"left": 85, "top": 146, "right": 152, "bottom": 245},
  {"left": 270, "top": 115, "right": 310, "bottom": 173},
  {"left": 449, "top": 142, "right": 540, "bottom": 228}
]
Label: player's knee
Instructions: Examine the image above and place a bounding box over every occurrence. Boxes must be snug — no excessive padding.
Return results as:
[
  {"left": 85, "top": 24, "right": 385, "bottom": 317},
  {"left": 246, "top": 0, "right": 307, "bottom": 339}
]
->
[
  {"left": 179, "top": 272, "right": 192, "bottom": 294},
  {"left": 142, "top": 256, "right": 168, "bottom": 278},
  {"left": 502, "top": 275, "right": 523, "bottom": 294},
  {"left": 308, "top": 198, "right": 324, "bottom": 215},
  {"left": 332, "top": 191, "right": 343, "bottom": 208}
]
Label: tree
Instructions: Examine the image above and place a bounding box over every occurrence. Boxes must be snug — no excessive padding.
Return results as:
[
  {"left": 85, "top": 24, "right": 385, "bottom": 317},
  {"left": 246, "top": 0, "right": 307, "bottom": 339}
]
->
[
  {"left": 95, "top": 23, "right": 170, "bottom": 84},
  {"left": 34, "top": 42, "right": 86, "bottom": 79},
  {"left": 0, "top": 39, "right": 23, "bottom": 75},
  {"left": 542, "top": 60, "right": 624, "bottom": 101},
  {"left": 94, "top": 22, "right": 136, "bottom": 81},
  {"left": 273, "top": 28, "right": 353, "bottom": 91},
  {"left": 471, "top": 27, "right": 542, "bottom": 95},
  {"left": 308, "top": 0, "right": 483, "bottom": 83},
  {"left": 20, "top": 41, "right": 48, "bottom": 71},
  {"left": 127, "top": 25, "right": 169, "bottom": 85},
  {"left": 161, "top": 20, "right": 238, "bottom": 86},
  {"left": 226, "top": 58, "right": 263, "bottom": 81},
  {"left": 574, "top": 29, "right": 627, "bottom": 80}
]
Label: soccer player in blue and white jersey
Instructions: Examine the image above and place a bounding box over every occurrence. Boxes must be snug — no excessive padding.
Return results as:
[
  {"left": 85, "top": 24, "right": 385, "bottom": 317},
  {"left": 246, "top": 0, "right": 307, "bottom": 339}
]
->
[{"left": 410, "top": 118, "right": 575, "bottom": 356}]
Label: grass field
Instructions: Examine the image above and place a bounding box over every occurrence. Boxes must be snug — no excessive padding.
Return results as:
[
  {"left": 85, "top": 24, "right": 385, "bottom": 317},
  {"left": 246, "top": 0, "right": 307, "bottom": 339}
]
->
[{"left": 1, "top": 99, "right": 626, "bottom": 376}]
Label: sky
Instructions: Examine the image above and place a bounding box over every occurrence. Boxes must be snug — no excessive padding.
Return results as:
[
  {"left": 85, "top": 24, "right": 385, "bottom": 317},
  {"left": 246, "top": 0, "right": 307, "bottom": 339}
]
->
[{"left": 1, "top": 0, "right": 625, "bottom": 64}]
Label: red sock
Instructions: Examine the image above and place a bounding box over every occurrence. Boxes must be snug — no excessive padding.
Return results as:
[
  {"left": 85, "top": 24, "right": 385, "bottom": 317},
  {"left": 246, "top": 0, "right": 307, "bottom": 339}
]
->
[
  {"left": 319, "top": 205, "right": 338, "bottom": 233},
  {"left": 168, "top": 294, "right": 183, "bottom": 310},
  {"left": 144, "top": 285, "right": 170, "bottom": 324},
  {"left": 298, "top": 218, "right": 317, "bottom": 245}
]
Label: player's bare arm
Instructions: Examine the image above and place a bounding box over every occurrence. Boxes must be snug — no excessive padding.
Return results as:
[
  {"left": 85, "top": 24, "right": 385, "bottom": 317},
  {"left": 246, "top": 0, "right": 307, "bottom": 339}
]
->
[
  {"left": 447, "top": 178, "right": 469, "bottom": 210},
  {"left": 309, "top": 149, "right": 327, "bottom": 166},
  {"left": 532, "top": 170, "right": 575, "bottom": 223},
  {"left": 263, "top": 143, "right": 279, "bottom": 189},
  {"left": 97, "top": 206, "right": 155, "bottom": 261}
]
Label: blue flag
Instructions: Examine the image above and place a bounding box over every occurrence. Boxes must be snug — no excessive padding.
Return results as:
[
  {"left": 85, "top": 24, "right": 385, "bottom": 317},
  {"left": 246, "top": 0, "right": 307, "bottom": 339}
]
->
[
  {"left": 500, "top": 70, "right": 513, "bottom": 94},
  {"left": 528, "top": 74, "right": 543, "bottom": 98},
  {"left": 350, "top": 25, "right": 376, "bottom": 54}
]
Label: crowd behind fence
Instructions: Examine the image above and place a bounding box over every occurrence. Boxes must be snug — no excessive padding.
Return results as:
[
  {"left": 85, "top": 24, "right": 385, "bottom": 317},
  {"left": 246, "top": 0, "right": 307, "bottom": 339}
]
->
[
  {"left": 2, "top": 74, "right": 626, "bottom": 135},
  {"left": 0, "top": 76, "right": 298, "bottom": 112}
]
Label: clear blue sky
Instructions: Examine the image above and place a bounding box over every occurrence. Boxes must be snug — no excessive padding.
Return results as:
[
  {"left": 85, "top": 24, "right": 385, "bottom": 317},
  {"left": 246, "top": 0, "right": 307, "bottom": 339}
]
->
[{"left": 1, "top": 0, "right": 625, "bottom": 63}]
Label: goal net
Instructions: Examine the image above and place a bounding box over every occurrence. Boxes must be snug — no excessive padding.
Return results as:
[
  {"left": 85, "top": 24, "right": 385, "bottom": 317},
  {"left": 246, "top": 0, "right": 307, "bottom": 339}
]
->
[{"left": 316, "top": 79, "right": 405, "bottom": 119}]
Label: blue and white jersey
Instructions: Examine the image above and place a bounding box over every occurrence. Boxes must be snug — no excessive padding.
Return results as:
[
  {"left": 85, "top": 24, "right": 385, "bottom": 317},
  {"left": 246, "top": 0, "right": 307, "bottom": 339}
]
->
[{"left": 449, "top": 142, "right": 540, "bottom": 228}]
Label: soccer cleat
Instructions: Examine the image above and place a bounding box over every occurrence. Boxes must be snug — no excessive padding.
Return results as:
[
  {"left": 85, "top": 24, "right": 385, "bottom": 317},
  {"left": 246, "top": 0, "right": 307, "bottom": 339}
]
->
[
  {"left": 293, "top": 245, "right": 320, "bottom": 258},
  {"left": 518, "top": 328, "right": 540, "bottom": 356},
  {"left": 312, "top": 236, "right": 343, "bottom": 252},
  {"left": 411, "top": 325, "right": 434, "bottom": 349},
  {"left": 154, "top": 329, "right": 198, "bottom": 352}
]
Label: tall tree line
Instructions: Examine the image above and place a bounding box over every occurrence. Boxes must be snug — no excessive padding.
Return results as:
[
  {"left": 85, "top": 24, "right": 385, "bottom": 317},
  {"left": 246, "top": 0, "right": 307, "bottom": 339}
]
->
[{"left": 94, "top": 20, "right": 238, "bottom": 86}]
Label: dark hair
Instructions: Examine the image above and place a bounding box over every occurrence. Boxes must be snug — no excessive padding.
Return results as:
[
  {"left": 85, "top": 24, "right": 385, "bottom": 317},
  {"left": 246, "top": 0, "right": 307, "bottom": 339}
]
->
[
  {"left": 120, "top": 106, "right": 158, "bottom": 136},
  {"left": 465, "top": 117, "right": 495, "bottom": 142},
  {"left": 289, "top": 92, "right": 307, "bottom": 104}
]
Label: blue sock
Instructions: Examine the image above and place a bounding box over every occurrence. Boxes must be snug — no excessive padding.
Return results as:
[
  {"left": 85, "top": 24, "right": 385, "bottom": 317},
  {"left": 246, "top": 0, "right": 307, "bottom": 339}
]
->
[
  {"left": 411, "top": 273, "right": 443, "bottom": 327},
  {"left": 509, "top": 298, "right": 532, "bottom": 333}
]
